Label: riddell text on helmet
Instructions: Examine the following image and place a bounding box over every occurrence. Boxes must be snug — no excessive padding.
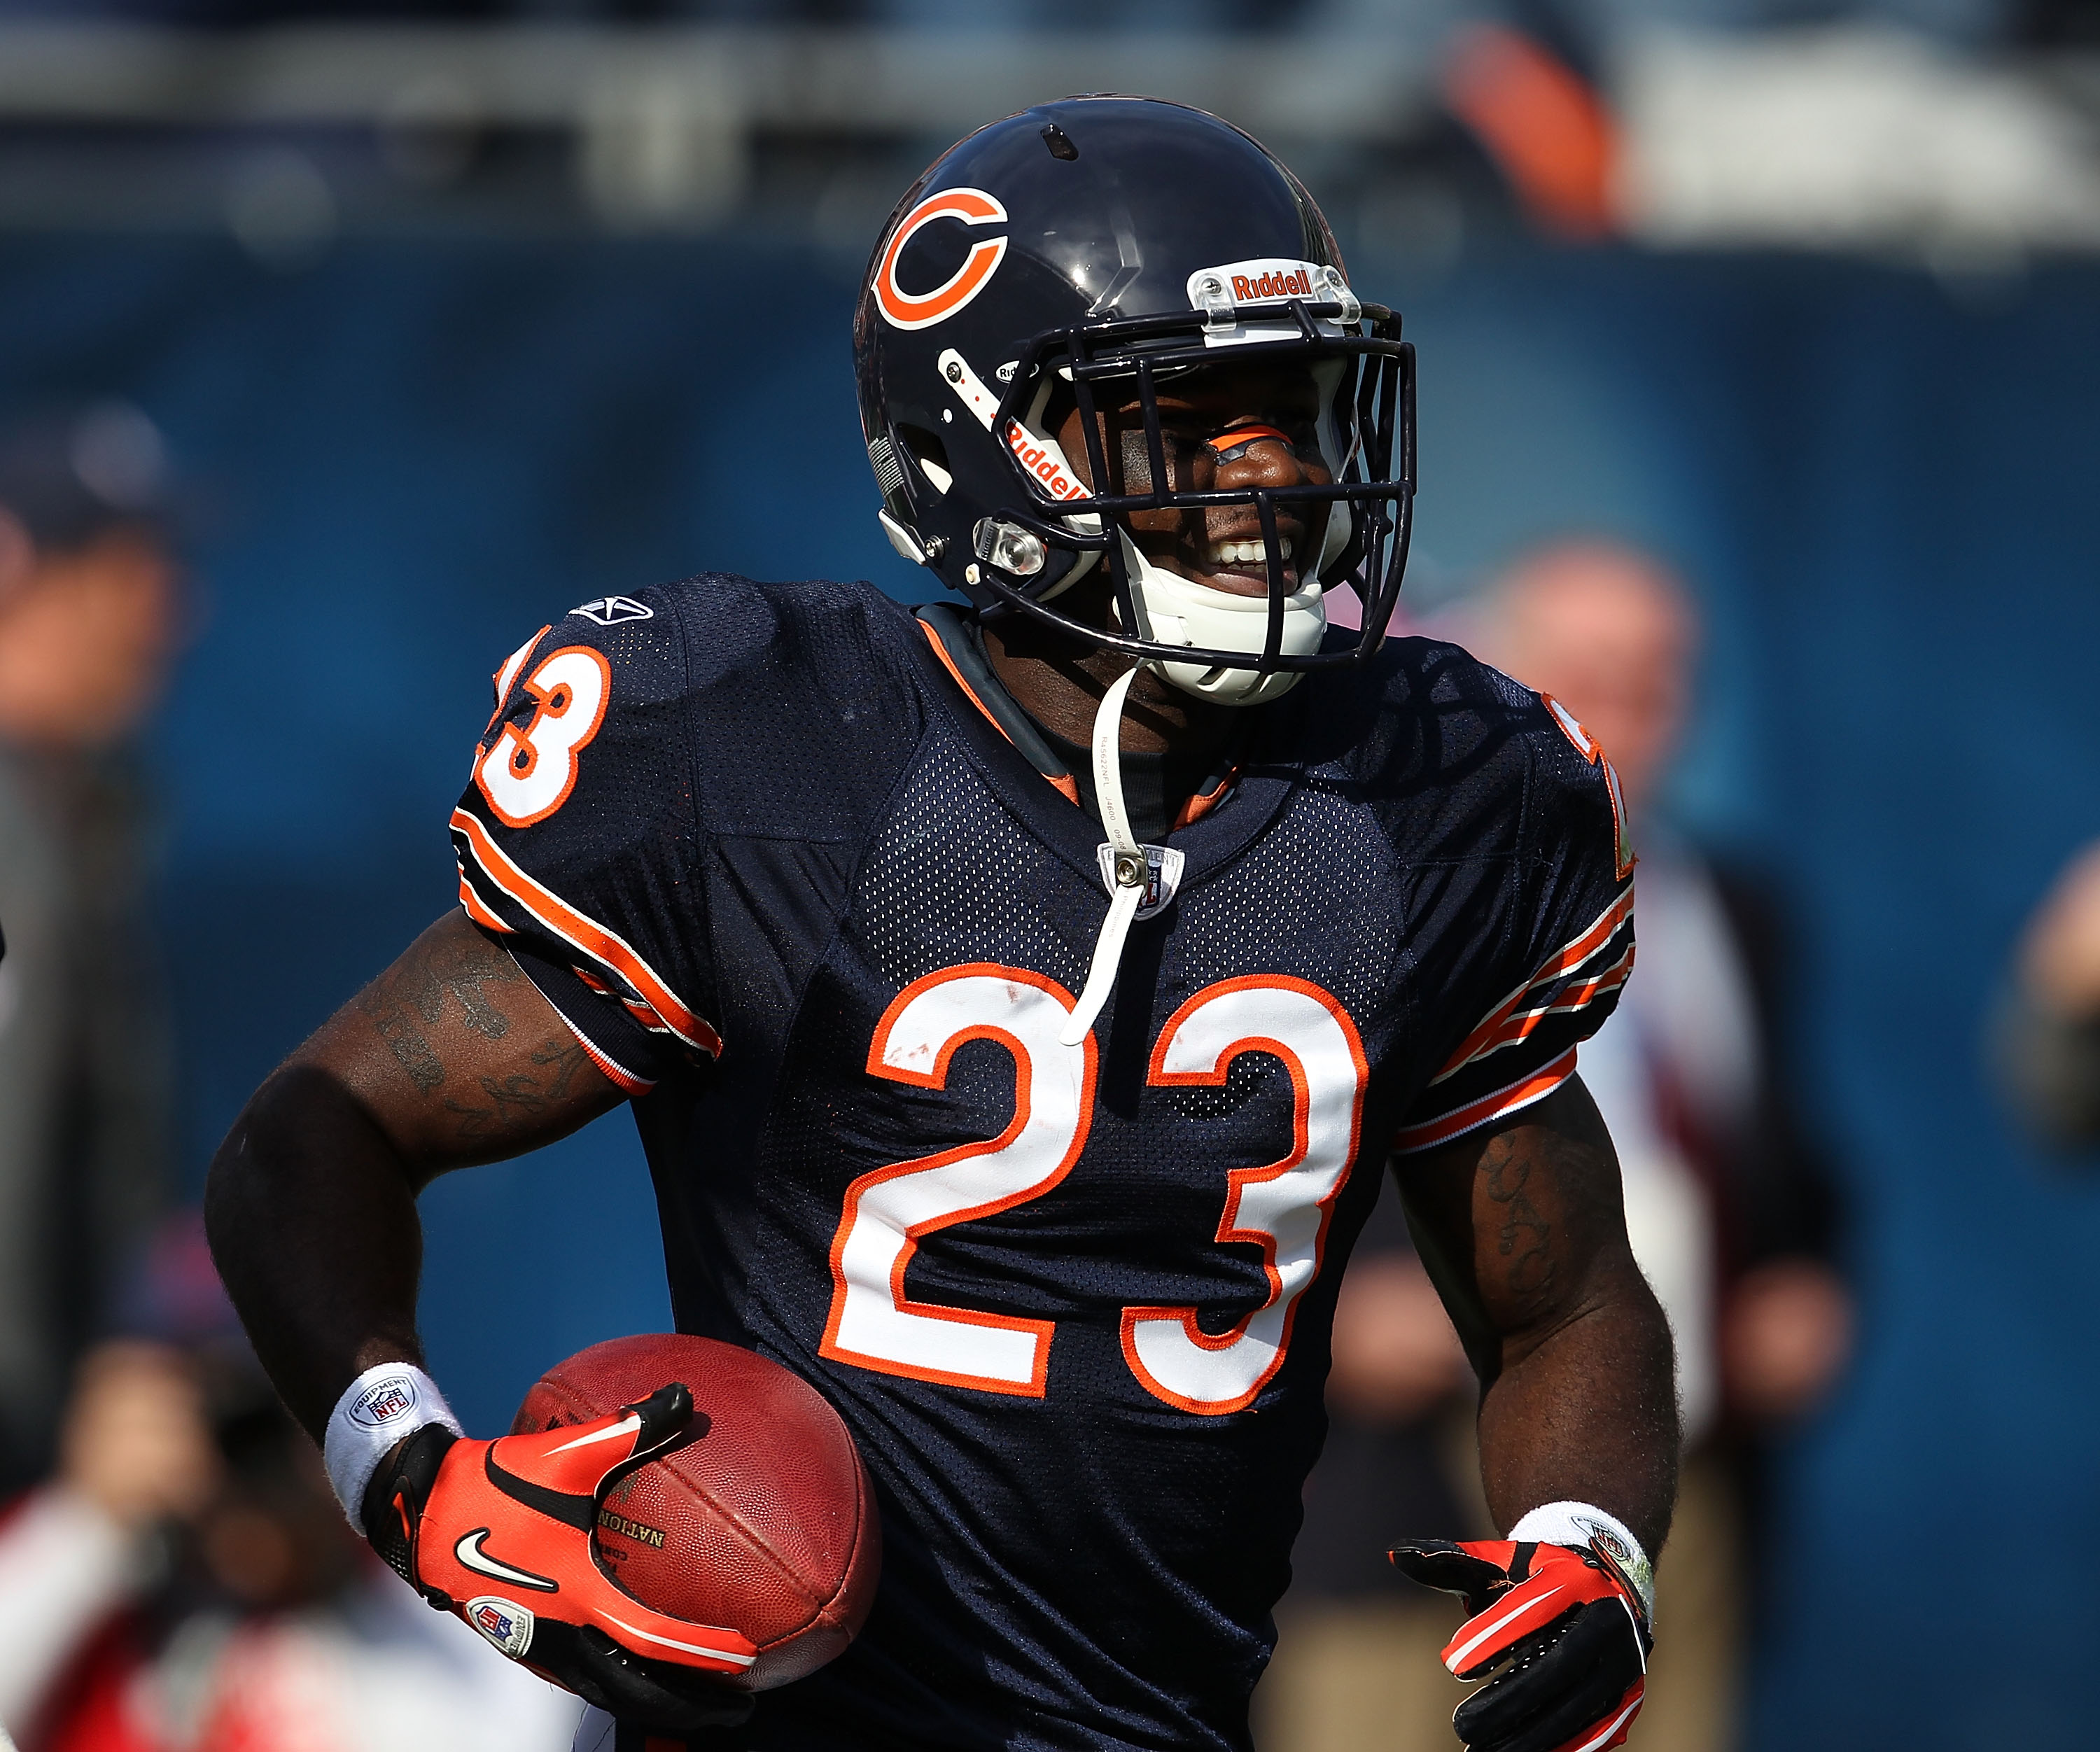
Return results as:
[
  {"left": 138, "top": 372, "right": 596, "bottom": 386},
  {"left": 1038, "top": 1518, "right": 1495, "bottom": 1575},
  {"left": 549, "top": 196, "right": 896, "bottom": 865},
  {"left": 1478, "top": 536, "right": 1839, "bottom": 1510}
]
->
[
  {"left": 1231, "top": 268, "right": 1317, "bottom": 300},
  {"left": 1004, "top": 421, "right": 1089, "bottom": 503}
]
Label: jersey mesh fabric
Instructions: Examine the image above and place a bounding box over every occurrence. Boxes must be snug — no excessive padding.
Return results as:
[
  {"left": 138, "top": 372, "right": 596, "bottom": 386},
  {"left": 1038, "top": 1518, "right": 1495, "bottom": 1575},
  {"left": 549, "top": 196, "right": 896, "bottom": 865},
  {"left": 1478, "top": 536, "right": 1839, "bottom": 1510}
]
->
[
  {"left": 446, "top": 576, "right": 1633, "bottom": 1752},
  {"left": 855, "top": 738, "right": 1080, "bottom": 990}
]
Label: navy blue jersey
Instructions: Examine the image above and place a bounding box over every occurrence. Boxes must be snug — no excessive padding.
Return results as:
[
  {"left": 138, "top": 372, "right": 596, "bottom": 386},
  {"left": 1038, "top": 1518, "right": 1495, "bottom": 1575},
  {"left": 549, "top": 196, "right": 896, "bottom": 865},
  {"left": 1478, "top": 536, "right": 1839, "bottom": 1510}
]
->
[{"left": 450, "top": 577, "right": 1633, "bottom": 1752}]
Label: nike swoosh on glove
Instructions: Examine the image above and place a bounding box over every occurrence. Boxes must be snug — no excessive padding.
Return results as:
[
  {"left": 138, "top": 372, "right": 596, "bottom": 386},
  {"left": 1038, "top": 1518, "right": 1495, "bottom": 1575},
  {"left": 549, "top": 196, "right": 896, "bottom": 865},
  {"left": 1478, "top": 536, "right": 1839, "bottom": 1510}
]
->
[
  {"left": 363, "top": 1382, "right": 755, "bottom": 1733},
  {"left": 1389, "top": 1537, "right": 1651, "bottom": 1752}
]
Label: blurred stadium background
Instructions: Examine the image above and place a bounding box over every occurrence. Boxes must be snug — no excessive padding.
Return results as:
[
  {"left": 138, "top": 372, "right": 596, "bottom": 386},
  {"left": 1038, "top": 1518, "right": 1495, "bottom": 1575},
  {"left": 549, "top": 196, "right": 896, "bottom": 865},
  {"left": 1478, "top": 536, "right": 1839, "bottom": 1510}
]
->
[{"left": 3, "top": 0, "right": 2099, "bottom": 1746}]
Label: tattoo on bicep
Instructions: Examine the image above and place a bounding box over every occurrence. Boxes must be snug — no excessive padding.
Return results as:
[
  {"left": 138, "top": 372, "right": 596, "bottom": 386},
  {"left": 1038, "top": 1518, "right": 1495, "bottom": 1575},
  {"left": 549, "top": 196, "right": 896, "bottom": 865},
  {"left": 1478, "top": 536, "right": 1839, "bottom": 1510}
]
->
[
  {"left": 442, "top": 1036, "right": 589, "bottom": 1141},
  {"left": 419, "top": 941, "right": 520, "bottom": 1041},
  {"left": 1480, "top": 1131, "right": 1555, "bottom": 1310},
  {"left": 360, "top": 994, "right": 445, "bottom": 1093},
  {"left": 358, "top": 936, "right": 527, "bottom": 1094},
  {"left": 531, "top": 1034, "right": 588, "bottom": 1100}
]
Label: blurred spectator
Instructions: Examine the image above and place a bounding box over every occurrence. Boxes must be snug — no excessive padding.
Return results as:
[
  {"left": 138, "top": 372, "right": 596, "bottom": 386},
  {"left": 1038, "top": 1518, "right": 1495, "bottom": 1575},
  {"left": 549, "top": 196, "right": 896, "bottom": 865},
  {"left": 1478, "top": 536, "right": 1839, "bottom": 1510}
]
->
[
  {"left": 1258, "top": 538, "right": 1852, "bottom": 1752},
  {"left": 1473, "top": 540, "right": 1852, "bottom": 1749},
  {"left": 0, "top": 1215, "right": 582, "bottom": 1751},
  {"left": 1991, "top": 838, "right": 2100, "bottom": 1148},
  {"left": 0, "top": 402, "right": 185, "bottom": 1494}
]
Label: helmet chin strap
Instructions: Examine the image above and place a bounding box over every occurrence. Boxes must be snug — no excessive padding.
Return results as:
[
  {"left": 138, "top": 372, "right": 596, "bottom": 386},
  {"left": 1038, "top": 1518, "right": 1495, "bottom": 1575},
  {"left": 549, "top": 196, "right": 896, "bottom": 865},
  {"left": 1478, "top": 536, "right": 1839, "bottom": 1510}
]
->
[
  {"left": 1058, "top": 503, "right": 1352, "bottom": 1042},
  {"left": 1059, "top": 661, "right": 1148, "bottom": 1049}
]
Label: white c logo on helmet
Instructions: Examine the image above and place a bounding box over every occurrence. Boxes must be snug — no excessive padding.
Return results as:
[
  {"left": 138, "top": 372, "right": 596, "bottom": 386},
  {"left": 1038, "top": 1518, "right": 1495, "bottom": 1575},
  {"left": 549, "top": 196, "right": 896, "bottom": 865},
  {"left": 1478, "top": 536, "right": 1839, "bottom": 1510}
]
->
[{"left": 874, "top": 188, "right": 1009, "bottom": 331}]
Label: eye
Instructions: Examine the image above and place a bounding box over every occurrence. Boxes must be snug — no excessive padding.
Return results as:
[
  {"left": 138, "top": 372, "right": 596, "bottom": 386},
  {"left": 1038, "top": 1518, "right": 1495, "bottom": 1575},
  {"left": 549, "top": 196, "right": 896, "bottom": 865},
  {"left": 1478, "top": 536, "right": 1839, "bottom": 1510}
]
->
[
  {"left": 1116, "top": 425, "right": 1207, "bottom": 489},
  {"left": 1205, "top": 423, "right": 1317, "bottom": 462}
]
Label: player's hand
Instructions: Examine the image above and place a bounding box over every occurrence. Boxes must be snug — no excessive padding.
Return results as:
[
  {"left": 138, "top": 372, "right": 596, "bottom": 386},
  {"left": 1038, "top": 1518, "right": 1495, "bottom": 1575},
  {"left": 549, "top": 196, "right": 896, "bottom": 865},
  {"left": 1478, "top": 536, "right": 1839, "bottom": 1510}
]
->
[
  {"left": 363, "top": 1382, "right": 757, "bottom": 1732},
  {"left": 1389, "top": 1537, "right": 1651, "bottom": 1752}
]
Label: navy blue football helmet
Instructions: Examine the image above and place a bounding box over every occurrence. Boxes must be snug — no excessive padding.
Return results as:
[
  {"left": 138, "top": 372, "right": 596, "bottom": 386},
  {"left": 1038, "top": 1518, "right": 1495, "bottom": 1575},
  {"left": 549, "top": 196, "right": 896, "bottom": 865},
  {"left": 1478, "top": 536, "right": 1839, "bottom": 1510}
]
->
[{"left": 853, "top": 94, "right": 1415, "bottom": 706}]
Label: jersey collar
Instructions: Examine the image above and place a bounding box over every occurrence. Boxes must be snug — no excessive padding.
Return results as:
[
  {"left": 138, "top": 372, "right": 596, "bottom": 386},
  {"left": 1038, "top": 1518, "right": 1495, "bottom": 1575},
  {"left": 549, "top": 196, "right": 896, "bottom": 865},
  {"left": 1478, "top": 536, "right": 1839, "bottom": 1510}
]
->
[
  {"left": 907, "top": 600, "right": 1315, "bottom": 908},
  {"left": 913, "top": 604, "right": 1238, "bottom": 831}
]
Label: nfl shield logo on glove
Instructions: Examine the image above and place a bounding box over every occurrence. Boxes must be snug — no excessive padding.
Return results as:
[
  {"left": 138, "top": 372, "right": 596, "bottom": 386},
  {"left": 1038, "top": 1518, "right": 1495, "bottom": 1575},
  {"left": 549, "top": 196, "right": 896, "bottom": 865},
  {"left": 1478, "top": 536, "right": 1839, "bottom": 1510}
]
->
[{"left": 467, "top": 1596, "right": 535, "bottom": 1659}]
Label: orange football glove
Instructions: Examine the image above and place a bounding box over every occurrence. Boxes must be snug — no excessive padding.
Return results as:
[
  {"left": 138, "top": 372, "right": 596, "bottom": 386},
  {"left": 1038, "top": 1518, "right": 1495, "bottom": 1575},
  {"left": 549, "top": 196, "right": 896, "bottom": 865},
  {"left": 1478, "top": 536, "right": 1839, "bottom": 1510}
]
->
[
  {"left": 363, "top": 1382, "right": 755, "bottom": 1733},
  {"left": 1389, "top": 1537, "right": 1651, "bottom": 1752}
]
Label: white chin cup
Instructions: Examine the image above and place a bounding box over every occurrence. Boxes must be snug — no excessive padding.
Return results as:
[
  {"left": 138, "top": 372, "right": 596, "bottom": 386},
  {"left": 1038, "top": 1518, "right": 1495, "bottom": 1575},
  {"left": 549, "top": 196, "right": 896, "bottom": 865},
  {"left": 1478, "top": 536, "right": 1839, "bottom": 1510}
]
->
[{"left": 1116, "top": 531, "right": 1325, "bottom": 707}]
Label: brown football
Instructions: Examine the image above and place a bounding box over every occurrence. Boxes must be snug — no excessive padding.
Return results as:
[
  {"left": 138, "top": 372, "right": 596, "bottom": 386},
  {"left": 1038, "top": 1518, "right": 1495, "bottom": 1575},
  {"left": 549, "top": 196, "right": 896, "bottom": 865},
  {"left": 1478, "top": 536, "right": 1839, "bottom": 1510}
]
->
[{"left": 512, "top": 1333, "right": 879, "bottom": 1690}]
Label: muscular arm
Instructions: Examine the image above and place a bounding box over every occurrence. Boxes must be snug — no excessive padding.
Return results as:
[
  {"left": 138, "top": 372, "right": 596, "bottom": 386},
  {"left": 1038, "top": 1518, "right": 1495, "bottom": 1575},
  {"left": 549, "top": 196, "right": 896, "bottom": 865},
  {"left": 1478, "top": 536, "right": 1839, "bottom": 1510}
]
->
[
  {"left": 1395, "top": 1076, "right": 1677, "bottom": 1555},
  {"left": 204, "top": 912, "right": 625, "bottom": 1443}
]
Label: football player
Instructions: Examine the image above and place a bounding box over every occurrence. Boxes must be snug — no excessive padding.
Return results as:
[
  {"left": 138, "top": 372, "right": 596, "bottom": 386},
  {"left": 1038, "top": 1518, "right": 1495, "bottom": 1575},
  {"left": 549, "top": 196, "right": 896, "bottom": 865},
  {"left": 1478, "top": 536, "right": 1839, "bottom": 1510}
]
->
[{"left": 205, "top": 98, "right": 1676, "bottom": 1752}]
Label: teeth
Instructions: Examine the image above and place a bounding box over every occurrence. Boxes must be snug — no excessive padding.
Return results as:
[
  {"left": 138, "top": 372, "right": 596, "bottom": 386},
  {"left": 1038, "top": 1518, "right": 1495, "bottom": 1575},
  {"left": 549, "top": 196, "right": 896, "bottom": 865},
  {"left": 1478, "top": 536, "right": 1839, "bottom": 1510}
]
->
[{"left": 1206, "top": 537, "right": 1292, "bottom": 568}]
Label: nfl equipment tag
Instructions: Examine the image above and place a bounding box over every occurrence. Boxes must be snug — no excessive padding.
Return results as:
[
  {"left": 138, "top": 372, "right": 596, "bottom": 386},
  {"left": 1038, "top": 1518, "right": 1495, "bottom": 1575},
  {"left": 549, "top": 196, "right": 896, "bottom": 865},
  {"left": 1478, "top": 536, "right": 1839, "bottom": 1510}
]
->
[
  {"left": 323, "top": 1362, "right": 463, "bottom": 1524},
  {"left": 1095, "top": 843, "right": 1185, "bottom": 920}
]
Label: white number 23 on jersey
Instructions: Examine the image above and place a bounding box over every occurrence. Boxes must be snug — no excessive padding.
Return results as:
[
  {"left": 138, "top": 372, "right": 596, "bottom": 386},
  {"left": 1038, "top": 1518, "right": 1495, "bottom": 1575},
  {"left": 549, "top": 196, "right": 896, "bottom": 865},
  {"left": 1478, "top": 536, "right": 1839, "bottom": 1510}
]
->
[
  {"left": 820, "top": 965, "right": 1367, "bottom": 1414},
  {"left": 475, "top": 644, "right": 612, "bottom": 829}
]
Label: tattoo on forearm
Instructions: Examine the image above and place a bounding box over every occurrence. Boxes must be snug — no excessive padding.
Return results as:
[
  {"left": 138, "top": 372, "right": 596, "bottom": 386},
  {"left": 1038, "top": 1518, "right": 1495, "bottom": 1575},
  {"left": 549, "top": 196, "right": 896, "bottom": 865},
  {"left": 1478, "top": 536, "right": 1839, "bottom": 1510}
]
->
[
  {"left": 357, "top": 937, "right": 525, "bottom": 1094},
  {"left": 442, "top": 1037, "right": 588, "bottom": 1141},
  {"left": 1482, "top": 1132, "right": 1555, "bottom": 1308}
]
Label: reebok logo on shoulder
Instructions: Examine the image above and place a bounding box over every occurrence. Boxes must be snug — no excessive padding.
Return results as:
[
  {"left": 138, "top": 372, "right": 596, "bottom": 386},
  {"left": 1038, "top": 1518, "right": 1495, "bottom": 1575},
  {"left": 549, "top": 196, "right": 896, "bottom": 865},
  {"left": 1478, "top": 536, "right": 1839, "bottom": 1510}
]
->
[{"left": 570, "top": 595, "right": 654, "bottom": 626}]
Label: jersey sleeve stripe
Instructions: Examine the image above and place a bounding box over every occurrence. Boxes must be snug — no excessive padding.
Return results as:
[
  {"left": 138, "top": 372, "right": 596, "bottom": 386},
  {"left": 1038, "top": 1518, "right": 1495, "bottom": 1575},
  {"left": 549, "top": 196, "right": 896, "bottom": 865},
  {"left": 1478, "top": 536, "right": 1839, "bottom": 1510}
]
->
[
  {"left": 562, "top": 1016, "right": 656, "bottom": 1095},
  {"left": 574, "top": 966, "right": 680, "bottom": 1035},
  {"left": 1455, "top": 939, "right": 1634, "bottom": 1071},
  {"left": 449, "top": 806, "right": 723, "bottom": 1058},
  {"left": 1427, "top": 889, "right": 1634, "bottom": 1086},
  {"left": 622, "top": 995, "right": 678, "bottom": 1034},
  {"left": 1392, "top": 1046, "right": 1578, "bottom": 1154},
  {"left": 456, "top": 867, "right": 514, "bottom": 935}
]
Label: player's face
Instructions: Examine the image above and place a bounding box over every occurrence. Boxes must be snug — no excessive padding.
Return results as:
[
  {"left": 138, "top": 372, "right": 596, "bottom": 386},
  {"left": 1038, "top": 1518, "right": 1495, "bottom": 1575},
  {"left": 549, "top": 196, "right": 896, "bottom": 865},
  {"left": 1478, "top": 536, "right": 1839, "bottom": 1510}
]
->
[{"left": 1052, "top": 358, "right": 1333, "bottom": 601}]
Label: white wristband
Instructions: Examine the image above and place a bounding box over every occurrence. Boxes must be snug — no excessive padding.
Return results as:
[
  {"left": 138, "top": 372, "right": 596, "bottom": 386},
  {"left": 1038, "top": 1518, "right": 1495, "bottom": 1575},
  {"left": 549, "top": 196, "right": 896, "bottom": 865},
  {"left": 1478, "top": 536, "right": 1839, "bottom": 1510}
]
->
[
  {"left": 323, "top": 1364, "right": 463, "bottom": 1525},
  {"left": 1507, "top": 1500, "right": 1655, "bottom": 1622}
]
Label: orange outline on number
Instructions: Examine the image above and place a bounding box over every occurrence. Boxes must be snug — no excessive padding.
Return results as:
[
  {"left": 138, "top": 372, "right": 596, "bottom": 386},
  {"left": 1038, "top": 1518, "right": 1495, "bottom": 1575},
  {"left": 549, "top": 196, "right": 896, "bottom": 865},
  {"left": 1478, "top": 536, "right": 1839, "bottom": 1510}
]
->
[
  {"left": 820, "top": 964, "right": 1096, "bottom": 1398},
  {"left": 485, "top": 625, "right": 552, "bottom": 735},
  {"left": 475, "top": 645, "right": 612, "bottom": 829},
  {"left": 1119, "top": 974, "right": 1368, "bottom": 1416}
]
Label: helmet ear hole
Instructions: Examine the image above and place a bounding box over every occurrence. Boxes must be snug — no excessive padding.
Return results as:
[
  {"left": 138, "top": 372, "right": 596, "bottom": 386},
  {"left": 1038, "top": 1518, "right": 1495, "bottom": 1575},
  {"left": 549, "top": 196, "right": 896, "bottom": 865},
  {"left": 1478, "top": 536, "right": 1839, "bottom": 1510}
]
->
[{"left": 895, "top": 424, "right": 953, "bottom": 495}]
